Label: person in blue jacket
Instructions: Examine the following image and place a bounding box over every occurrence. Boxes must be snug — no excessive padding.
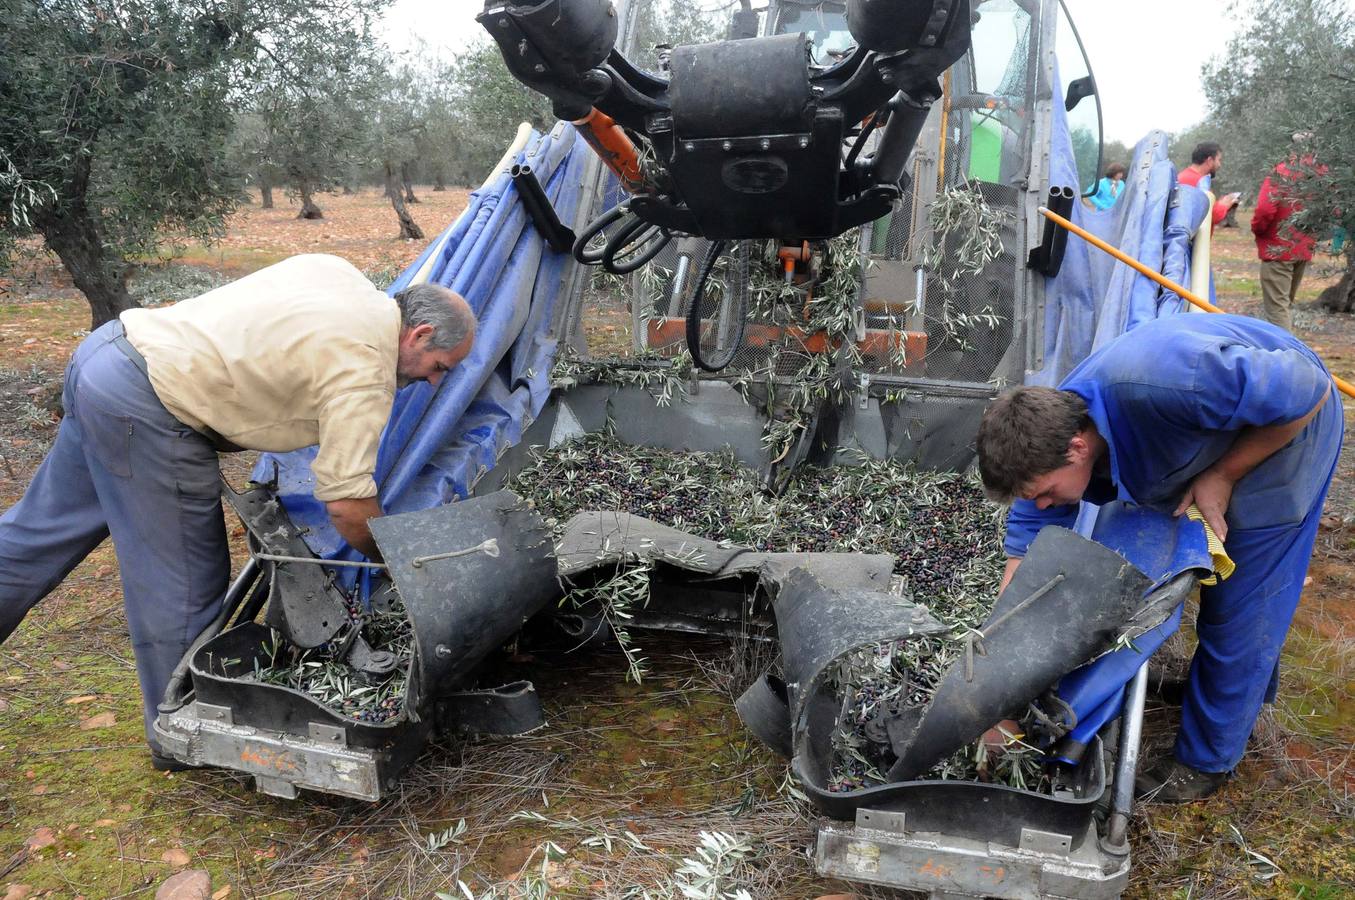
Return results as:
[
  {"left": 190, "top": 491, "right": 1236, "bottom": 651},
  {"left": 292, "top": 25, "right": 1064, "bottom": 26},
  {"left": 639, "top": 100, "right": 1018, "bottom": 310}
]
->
[
  {"left": 975, "top": 313, "right": 1342, "bottom": 802},
  {"left": 1087, "top": 162, "right": 1127, "bottom": 211}
]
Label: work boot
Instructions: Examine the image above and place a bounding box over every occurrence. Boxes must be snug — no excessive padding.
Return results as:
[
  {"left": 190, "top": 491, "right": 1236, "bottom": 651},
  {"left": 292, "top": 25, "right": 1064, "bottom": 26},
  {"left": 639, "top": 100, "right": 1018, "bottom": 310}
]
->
[{"left": 1134, "top": 757, "right": 1228, "bottom": 802}]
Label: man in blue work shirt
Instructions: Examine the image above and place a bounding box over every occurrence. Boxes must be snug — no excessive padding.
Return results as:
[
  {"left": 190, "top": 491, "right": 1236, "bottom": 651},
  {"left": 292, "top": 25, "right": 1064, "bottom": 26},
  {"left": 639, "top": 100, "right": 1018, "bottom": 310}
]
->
[{"left": 976, "top": 313, "right": 1342, "bottom": 802}]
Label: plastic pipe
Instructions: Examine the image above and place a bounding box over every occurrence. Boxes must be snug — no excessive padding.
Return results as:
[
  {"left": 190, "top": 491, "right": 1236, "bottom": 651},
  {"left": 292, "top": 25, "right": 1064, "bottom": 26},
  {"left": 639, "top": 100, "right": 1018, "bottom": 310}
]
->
[{"left": 1188, "top": 192, "right": 1214, "bottom": 312}]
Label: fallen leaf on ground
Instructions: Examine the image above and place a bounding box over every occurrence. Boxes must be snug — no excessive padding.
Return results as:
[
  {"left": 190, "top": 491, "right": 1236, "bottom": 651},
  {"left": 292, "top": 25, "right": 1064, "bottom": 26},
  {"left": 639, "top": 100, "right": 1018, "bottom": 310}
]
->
[
  {"left": 161, "top": 848, "right": 191, "bottom": 867},
  {"left": 94, "top": 819, "right": 117, "bottom": 827},
  {"left": 64, "top": 695, "right": 97, "bottom": 705},
  {"left": 211, "top": 887, "right": 232, "bottom": 900},
  {"left": 0, "top": 698, "right": 9, "bottom": 711},
  {"left": 51, "top": 660, "right": 71, "bottom": 671},
  {"left": 31, "top": 785, "right": 46, "bottom": 795},
  {"left": 3, "top": 885, "right": 33, "bottom": 900},
  {"left": 24, "top": 827, "right": 56, "bottom": 851},
  {"left": 154, "top": 870, "right": 210, "bottom": 900},
  {"left": 79, "top": 712, "right": 116, "bottom": 730}
]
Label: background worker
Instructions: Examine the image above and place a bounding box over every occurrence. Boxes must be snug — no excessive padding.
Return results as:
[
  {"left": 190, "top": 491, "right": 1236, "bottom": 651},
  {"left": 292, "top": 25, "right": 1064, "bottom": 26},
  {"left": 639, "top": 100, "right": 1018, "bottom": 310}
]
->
[
  {"left": 1088, "top": 162, "right": 1127, "bottom": 211},
  {"left": 976, "top": 313, "right": 1341, "bottom": 802},
  {"left": 1178, "top": 141, "right": 1241, "bottom": 228},
  {"left": 0, "top": 254, "right": 475, "bottom": 768},
  {"left": 1252, "top": 145, "right": 1322, "bottom": 331}
]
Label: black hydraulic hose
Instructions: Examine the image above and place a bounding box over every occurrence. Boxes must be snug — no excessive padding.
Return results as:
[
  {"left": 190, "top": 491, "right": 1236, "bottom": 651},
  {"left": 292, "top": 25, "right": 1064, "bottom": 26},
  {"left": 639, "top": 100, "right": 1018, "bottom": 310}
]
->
[
  {"left": 843, "top": 104, "right": 885, "bottom": 176},
  {"left": 572, "top": 201, "right": 631, "bottom": 264},
  {"left": 686, "top": 239, "right": 748, "bottom": 373},
  {"left": 601, "top": 215, "right": 671, "bottom": 274},
  {"left": 158, "top": 557, "right": 262, "bottom": 714}
]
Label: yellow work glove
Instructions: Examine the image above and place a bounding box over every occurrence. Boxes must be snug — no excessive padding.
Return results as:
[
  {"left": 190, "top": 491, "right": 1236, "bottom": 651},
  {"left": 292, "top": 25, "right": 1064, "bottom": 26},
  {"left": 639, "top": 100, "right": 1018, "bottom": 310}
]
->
[{"left": 1184, "top": 503, "right": 1236, "bottom": 585}]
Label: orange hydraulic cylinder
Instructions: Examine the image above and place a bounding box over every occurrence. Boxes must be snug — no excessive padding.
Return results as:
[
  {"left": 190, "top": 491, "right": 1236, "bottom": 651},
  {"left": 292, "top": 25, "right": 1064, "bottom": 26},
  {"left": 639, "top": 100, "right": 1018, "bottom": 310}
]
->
[{"left": 572, "top": 108, "right": 646, "bottom": 193}]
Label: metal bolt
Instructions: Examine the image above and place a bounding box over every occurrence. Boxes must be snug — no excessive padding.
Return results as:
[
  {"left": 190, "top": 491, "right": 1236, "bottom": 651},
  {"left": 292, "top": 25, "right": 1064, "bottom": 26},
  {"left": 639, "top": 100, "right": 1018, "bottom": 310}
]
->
[
  {"left": 435, "top": 644, "right": 453, "bottom": 659},
  {"left": 498, "top": 17, "right": 509, "bottom": 28},
  {"left": 721, "top": 140, "right": 732, "bottom": 151},
  {"left": 683, "top": 142, "right": 695, "bottom": 152},
  {"left": 533, "top": 63, "right": 546, "bottom": 73},
  {"left": 759, "top": 138, "right": 771, "bottom": 150},
  {"left": 798, "top": 136, "right": 810, "bottom": 148}
]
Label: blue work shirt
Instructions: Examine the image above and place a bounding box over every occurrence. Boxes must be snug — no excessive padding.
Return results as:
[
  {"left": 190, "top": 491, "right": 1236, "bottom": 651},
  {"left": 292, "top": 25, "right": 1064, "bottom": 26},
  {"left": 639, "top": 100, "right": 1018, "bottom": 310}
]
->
[{"left": 1005, "top": 314, "right": 1335, "bottom": 557}]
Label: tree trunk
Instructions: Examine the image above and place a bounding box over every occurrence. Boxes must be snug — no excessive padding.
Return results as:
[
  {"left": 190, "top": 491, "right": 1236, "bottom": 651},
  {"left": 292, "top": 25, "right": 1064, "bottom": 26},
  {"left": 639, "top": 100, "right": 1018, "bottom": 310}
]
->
[
  {"left": 260, "top": 177, "right": 274, "bottom": 209},
  {"left": 33, "top": 176, "right": 137, "bottom": 328},
  {"left": 342, "top": 184, "right": 354, "bottom": 195},
  {"left": 1317, "top": 254, "right": 1355, "bottom": 314},
  {"left": 1221, "top": 203, "right": 1239, "bottom": 228},
  {"left": 296, "top": 180, "right": 323, "bottom": 219},
  {"left": 385, "top": 163, "right": 424, "bottom": 240},
  {"left": 433, "top": 172, "right": 446, "bottom": 192},
  {"left": 401, "top": 162, "right": 419, "bottom": 204}
]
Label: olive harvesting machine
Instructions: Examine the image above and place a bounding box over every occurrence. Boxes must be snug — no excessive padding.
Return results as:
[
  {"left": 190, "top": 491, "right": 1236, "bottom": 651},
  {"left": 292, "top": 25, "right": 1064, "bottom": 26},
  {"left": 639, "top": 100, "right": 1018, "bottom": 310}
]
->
[{"left": 154, "top": 1, "right": 1215, "bottom": 897}]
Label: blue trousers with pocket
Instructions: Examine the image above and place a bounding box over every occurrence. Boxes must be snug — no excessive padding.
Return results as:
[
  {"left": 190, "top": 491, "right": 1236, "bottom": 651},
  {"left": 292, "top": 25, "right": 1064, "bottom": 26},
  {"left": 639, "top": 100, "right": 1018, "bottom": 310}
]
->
[{"left": 0, "top": 321, "right": 229, "bottom": 747}]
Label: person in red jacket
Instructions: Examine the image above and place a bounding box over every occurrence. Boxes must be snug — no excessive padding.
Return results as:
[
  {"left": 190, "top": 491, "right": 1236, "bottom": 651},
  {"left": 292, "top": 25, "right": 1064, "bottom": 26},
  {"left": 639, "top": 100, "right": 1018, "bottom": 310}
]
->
[{"left": 1252, "top": 157, "right": 1320, "bottom": 331}]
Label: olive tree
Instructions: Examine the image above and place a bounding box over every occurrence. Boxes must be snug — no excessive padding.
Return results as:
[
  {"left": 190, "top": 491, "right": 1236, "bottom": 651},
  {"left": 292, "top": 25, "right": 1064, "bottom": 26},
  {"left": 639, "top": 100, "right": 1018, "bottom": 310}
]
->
[
  {"left": 0, "top": 0, "right": 389, "bottom": 326},
  {"left": 1202, "top": 0, "right": 1355, "bottom": 310}
]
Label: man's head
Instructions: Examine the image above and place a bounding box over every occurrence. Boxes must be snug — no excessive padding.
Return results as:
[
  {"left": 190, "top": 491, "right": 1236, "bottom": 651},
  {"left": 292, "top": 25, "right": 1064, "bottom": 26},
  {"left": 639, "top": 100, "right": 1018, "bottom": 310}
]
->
[
  {"left": 976, "top": 386, "right": 1100, "bottom": 509},
  {"left": 1191, "top": 141, "right": 1222, "bottom": 174},
  {"left": 394, "top": 283, "right": 476, "bottom": 387},
  {"left": 1104, "top": 162, "right": 1127, "bottom": 181}
]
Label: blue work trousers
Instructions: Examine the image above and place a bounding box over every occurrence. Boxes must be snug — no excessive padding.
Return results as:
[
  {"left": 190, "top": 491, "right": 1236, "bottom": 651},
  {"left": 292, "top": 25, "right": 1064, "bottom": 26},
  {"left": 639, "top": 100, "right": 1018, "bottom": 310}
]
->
[
  {"left": 1175, "top": 388, "right": 1343, "bottom": 773},
  {"left": 0, "top": 321, "right": 229, "bottom": 746}
]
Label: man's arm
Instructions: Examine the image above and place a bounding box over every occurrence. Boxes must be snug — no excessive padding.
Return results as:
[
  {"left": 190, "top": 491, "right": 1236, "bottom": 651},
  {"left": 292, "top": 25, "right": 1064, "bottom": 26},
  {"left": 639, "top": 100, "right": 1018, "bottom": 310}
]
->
[
  {"left": 326, "top": 497, "right": 383, "bottom": 560},
  {"left": 1174, "top": 394, "right": 1328, "bottom": 542},
  {"left": 999, "top": 556, "right": 1022, "bottom": 592},
  {"left": 1251, "top": 177, "right": 1278, "bottom": 237}
]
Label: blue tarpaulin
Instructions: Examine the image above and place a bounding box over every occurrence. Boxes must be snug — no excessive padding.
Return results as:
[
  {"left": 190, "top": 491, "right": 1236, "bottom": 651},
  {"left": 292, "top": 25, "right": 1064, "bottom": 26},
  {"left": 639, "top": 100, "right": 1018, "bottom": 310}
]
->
[{"left": 253, "top": 123, "right": 591, "bottom": 567}]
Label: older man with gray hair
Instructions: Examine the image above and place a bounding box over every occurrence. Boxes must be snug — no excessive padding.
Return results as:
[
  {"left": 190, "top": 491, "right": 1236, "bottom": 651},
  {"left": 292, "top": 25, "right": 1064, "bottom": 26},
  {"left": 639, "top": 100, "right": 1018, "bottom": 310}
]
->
[{"left": 0, "top": 254, "right": 475, "bottom": 767}]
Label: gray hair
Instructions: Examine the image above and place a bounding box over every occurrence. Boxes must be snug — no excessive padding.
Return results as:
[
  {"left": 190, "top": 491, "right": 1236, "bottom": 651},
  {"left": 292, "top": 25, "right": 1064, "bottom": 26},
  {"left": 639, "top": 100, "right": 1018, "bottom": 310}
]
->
[{"left": 394, "top": 283, "right": 476, "bottom": 350}]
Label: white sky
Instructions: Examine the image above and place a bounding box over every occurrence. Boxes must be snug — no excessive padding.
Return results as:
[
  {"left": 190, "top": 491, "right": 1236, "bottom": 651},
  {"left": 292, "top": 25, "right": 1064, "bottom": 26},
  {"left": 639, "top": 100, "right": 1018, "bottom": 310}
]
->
[{"left": 381, "top": 0, "right": 1244, "bottom": 145}]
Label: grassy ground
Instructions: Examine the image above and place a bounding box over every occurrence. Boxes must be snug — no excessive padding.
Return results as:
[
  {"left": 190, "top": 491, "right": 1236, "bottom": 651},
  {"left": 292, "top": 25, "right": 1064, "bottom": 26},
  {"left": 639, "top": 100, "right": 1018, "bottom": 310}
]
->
[{"left": 0, "top": 192, "right": 1351, "bottom": 899}]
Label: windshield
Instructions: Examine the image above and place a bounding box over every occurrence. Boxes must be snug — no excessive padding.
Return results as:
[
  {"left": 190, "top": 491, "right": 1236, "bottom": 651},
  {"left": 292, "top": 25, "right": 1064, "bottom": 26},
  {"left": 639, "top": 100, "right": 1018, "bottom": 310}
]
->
[{"left": 773, "top": 3, "right": 854, "bottom": 66}]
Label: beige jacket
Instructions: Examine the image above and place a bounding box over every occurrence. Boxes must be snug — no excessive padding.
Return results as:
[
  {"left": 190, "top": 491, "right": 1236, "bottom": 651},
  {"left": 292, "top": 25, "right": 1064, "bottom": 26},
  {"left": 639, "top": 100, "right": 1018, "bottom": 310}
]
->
[{"left": 121, "top": 254, "right": 399, "bottom": 501}]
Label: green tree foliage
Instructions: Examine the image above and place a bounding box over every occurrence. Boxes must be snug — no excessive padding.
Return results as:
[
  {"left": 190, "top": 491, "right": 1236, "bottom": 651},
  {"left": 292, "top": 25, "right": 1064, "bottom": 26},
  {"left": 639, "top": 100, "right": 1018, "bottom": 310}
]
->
[
  {"left": 429, "top": 0, "right": 727, "bottom": 189},
  {"left": 240, "top": 2, "right": 390, "bottom": 219},
  {"left": 0, "top": 0, "right": 389, "bottom": 326},
  {"left": 1202, "top": 0, "right": 1355, "bottom": 308},
  {"left": 360, "top": 60, "right": 426, "bottom": 239},
  {"left": 442, "top": 39, "right": 554, "bottom": 186},
  {"left": 1, "top": 0, "right": 252, "bottom": 324}
]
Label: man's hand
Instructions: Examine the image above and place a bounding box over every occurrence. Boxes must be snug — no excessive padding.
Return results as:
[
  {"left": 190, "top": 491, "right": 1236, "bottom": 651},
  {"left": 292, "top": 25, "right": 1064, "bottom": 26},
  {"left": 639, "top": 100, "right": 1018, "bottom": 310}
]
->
[
  {"left": 326, "top": 497, "right": 383, "bottom": 560},
  {"left": 1174, "top": 466, "right": 1236, "bottom": 543}
]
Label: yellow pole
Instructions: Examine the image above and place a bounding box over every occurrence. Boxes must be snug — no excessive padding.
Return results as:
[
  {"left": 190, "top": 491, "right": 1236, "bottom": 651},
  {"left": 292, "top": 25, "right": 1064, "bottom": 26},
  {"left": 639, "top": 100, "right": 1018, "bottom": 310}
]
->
[{"left": 1037, "top": 206, "right": 1355, "bottom": 399}]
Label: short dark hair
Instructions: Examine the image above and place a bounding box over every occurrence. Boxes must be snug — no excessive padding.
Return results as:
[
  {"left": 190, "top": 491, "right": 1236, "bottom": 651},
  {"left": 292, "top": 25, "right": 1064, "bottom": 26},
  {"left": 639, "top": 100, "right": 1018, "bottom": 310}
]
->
[
  {"left": 1104, "top": 162, "right": 1127, "bottom": 179},
  {"left": 1191, "top": 142, "right": 1221, "bottom": 165},
  {"left": 976, "top": 387, "right": 1091, "bottom": 504},
  {"left": 394, "top": 283, "right": 476, "bottom": 350}
]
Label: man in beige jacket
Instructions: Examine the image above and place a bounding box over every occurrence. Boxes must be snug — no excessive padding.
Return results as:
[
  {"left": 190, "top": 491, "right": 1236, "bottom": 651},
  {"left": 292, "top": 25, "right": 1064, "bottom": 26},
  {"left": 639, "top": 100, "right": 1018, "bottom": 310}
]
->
[{"left": 0, "top": 254, "right": 475, "bottom": 766}]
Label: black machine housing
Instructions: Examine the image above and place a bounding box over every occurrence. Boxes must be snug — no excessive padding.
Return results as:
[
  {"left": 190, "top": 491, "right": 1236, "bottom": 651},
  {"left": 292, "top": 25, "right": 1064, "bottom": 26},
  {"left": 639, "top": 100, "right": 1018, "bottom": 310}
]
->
[{"left": 478, "top": 0, "right": 972, "bottom": 243}]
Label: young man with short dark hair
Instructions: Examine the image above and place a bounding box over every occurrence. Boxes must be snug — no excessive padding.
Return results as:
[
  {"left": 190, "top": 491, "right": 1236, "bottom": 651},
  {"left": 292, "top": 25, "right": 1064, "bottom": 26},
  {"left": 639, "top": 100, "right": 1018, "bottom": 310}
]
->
[{"left": 976, "top": 313, "right": 1342, "bottom": 801}]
